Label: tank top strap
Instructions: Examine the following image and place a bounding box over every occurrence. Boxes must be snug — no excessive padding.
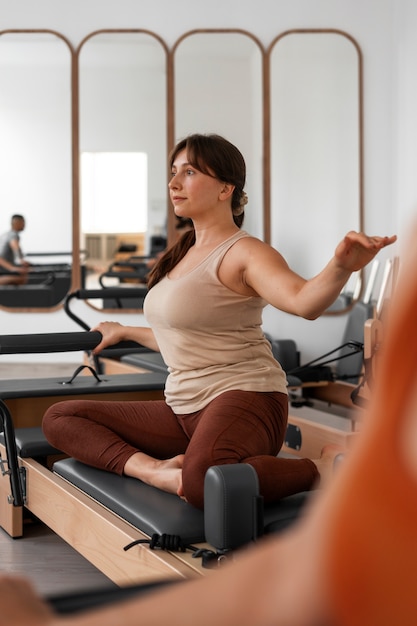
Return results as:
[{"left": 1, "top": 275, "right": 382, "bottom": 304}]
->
[{"left": 207, "top": 230, "right": 250, "bottom": 271}]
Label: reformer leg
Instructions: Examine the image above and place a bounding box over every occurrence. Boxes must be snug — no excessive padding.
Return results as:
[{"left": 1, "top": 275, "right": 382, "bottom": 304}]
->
[{"left": 0, "top": 400, "right": 25, "bottom": 537}]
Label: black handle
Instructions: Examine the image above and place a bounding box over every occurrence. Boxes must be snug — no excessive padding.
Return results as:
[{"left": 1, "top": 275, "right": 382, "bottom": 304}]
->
[
  {"left": 0, "top": 331, "right": 142, "bottom": 355},
  {"left": 0, "top": 331, "right": 103, "bottom": 355},
  {"left": 72, "top": 287, "right": 147, "bottom": 300}
]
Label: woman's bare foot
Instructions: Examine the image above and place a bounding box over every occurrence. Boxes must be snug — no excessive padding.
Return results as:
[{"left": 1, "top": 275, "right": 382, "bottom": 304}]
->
[
  {"left": 124, "top": 452, "right": 185, "bottom": 495},
  {"left": 312, "top": 445, "right": 346, "bottom": 489}
]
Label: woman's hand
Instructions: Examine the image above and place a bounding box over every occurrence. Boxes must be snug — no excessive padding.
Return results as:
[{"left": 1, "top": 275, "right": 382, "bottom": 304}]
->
[
  {"left": 334, "top": 231, "right": 397, "bottom": 273},
  {"left": 90, "top": 322, "right": 160, "bottom": 354},
  {"left": 90, "top": 321, "right": 126, "bottom": 354}
]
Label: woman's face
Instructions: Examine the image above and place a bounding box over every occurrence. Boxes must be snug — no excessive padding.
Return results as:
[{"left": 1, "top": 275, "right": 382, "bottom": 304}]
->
[{"left": 169, "top": 149, "right": 226, "bottom": 220}]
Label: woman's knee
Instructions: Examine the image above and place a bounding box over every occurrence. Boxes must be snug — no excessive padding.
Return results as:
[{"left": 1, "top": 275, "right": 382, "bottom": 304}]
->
[
  {"left": 181, "top": 443, "right": 246, "bottom": 509},
  {"left": 42, "top": 400, "right": 82, "bottom": 443},
  {"left": 181, "top": 458, "right": 208, "bottom": 509},
  {"left": 181, "top": 456, "right": 236, "bottom": 510}
]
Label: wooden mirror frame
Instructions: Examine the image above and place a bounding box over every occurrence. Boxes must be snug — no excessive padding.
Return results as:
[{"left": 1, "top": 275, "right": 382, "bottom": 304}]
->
[
  {"left": 0, "top": 29, "right": 76, "bottom": 312},
  {"left": 74, "top": 29, "right": 171, "bottom": 309},
  {"left": 266, "top": 29, "right": 364, "bottom": 314},
  {"left": 170, "top": 28, "right": 266, "bottom": 243}
]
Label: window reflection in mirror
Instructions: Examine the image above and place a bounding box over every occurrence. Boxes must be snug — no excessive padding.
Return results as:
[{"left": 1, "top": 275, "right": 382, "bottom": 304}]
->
[
  {"left": 173, "top": 30, "right": 265, "bottom": 241},
  {"left": 0, "top": 31, "right": 73, "bottom": 310},
  {"left": 77, "top": 31, "right": 168, "bottom": 310},
  {"left": 81, "top": 152, "right": 148, "bottom": 233},
  {"left": 269, "top": 31, "right": 363, "bottom": 313}
]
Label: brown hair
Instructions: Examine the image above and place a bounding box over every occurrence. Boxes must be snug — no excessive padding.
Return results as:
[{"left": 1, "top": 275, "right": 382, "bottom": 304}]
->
[{"left": 147, "top": 134, "right": 246, "bottom": 289}]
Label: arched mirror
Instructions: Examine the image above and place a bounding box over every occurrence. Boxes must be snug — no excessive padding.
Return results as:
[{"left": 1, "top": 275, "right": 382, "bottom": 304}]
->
[
  {"left": 268, "top": 30, "right": 363, "bottom": 313},
  {"left": 0, "top": 30, "right": 74, "bottom": 311},
  {"left": 77, "top": 30, "right": 168, "bottom": 310},
  {"left": 173, "top": 30, "right": 265, "bottom": 240}
]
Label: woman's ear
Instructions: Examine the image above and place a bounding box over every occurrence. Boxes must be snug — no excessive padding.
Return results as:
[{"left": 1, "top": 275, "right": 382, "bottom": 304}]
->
[{"left": 219, "top": 182, "right": 235, "bottom": 202}]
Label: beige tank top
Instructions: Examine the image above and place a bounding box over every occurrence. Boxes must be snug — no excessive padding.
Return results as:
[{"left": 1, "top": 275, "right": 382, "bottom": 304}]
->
[{"left": 144, "top": 230, "right": 288, "bottom": 413}]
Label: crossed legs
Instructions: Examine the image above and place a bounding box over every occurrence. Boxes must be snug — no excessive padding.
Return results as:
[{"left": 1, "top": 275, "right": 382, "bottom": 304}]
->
[{"left": 43, "top": 390, "right": 328, "bottom": 509}]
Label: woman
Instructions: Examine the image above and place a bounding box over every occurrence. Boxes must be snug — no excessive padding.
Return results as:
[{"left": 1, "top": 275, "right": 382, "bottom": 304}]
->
[{"left": 42, "top": 133, "right": 395, "bottom": 509}]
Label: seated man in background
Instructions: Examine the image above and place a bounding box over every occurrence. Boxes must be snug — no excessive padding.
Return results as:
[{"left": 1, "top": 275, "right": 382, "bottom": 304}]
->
[{"left": 0, "top": 214, "right": 30, "bottom": 285}]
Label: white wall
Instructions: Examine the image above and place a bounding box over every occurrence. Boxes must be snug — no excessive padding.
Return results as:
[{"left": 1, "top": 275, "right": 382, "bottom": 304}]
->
[{"left": 0, "top": 0, "right": 414, "bottom": 364}]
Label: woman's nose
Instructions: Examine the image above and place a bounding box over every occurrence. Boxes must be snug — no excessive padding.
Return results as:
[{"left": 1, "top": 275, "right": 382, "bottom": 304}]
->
[{"left": 169, "top": 174, "right": 180, "bottom": 189}]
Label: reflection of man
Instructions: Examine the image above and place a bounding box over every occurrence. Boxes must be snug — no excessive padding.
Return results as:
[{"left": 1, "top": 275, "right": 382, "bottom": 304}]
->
[{"left": 0, "top": 214, "right": 30, "bottom": 285}]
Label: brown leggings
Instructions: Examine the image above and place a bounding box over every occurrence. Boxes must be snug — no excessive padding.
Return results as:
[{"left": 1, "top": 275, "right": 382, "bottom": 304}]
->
[{"left": 42, "top": 389, "right": 318, "bottom": 509}]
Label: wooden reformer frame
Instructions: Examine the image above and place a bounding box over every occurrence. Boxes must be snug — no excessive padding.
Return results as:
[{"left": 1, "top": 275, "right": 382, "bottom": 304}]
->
[{"left": 0, "top": 445, "right": 207, "bottom": 586}]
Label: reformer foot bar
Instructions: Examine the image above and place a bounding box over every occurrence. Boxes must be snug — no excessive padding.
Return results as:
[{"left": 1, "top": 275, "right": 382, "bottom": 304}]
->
[{"left": 0, "top": 330, "right": 309, "bottom": 586}]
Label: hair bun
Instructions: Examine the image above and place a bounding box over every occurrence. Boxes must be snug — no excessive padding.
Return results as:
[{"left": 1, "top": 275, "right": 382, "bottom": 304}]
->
[{"left": 233, "top": 191, "right": 248, "bottom": 216}]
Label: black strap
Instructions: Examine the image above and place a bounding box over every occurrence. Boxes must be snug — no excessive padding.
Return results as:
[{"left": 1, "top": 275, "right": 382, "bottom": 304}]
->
[
  {"left": 288, "top": 340, "right": 364, "bottom": 382},
  {"left": 124, "top": 533, "right": 195, "bottom": 553},
  {"left": 124, "top": 533, "right": 231, "bottom": 569},
  {"left": 60, "top": 364, "right": 103, "bottom": 385}
]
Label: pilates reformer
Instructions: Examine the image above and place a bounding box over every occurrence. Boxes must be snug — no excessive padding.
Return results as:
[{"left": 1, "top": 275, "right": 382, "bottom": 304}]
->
[
  {"left": 0, "top": 329, "right": 311, "bottom": 588},
  {"left": 95, "top": 233, "right": 167, "bottom": 301},
  {"left": 0, "top": 250, "right": 78, "bottom": 308},
  {"left": 0, "top": 270, "right": 72, "bottom": 308},
  {"left": 98, "top": 258, "right": 152, "bottom": 287}
]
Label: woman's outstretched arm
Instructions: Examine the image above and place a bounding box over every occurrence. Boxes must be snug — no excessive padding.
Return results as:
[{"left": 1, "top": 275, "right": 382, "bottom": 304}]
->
[{"left": 240, "top": 231, "right": 397, "bottom": 319}]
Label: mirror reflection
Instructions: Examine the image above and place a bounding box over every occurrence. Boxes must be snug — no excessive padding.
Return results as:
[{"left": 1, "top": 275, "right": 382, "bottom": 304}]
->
[
  {"left": 78, "top": 31, "right": 168, "bottom": 310},
  {"left": 269, "top": 31, "right": 363, "bottom": 311},
  {"left": 173, "top": 31, "right": 264, "bottom": 241},
  {"left": 0, "top": 29, "right": 363, "bottom": 316},
  {"left": 0, "top": 31, "right": 73, "bottom": 310}
]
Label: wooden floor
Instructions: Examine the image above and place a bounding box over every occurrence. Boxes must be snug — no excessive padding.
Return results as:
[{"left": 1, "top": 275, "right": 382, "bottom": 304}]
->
[
  {"left": 0, "top": 362, "right": 117, "bottom": 598},
  {"left": 0, "top": 518, "right": 116, "bottom": 597}
]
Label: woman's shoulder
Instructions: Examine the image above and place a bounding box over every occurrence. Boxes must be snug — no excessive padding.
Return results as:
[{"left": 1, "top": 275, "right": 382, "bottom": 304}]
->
[
  {"left": 219, "top": 233, "right": 278, "bottom": 293},
  {"left": 230, "top": 232, "right": 272, "bottom": 254},
  {"left": 231, "top": 231, "right": 262, "bottom": 244},
  {"left": 224, "top": 233, "right": 287, "bottom": 276}
]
